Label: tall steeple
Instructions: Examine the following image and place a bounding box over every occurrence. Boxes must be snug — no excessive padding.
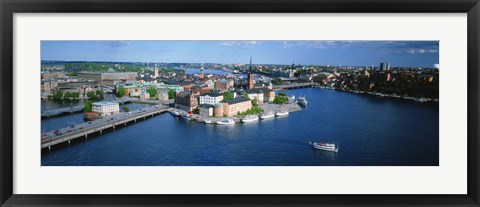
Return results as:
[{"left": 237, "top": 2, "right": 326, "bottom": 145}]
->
[{"left": 249, "top": 55, "right": 252, "bottom": 71}]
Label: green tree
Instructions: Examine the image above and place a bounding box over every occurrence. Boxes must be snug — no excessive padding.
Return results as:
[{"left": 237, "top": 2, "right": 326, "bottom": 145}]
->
[
  {"left": 72, "top": 92, "right": 80, "bottom": 100},
  {"left": 193, "top": 108, "right": 200, "bottom": 114},
  {"left": 168, "top": 89, "right": 176, "bottom": 99},
  {"left": 273, "top": 95, "right": 289, "bottom": 104},
  {"left": 147, "top": 87, "right": 157, "bottom": 97},
  {"left": 122, "top": 106, "right": 130, "bottom": 112},
  {"left": 251, "top": 98, "right": 258, "bottom": 107},
  {"left": 278, "top": 92, "right": 287, "bottom": 97},
  {"left": 87, "top": 91, "right": 96, "bottom": 100},
  {"left": 63, "top": 91, "right": 73, "bottom": 100},
  {"left": 53, "top": 90, "right": 64, "bottom": 100},
  {"left": 117, "top": 87, "right": 126, "bottom": 98},
  {"left": 272, "top": 78, "right": 282, "bottom": 85},
  {"left": 223, "top": 91, "right": 233, "bottom": 101},
  {"left": 95, "top": 90, "right": 104, "bottom": 100},
  {"left": 243, "top": 94, "right": 249, "bottom": 98},
  {"left": 83, "top": 101, "right": 95, "bottom": 112}
]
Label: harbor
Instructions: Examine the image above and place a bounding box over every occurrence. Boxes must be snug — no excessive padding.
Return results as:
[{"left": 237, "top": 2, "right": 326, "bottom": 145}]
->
[{"left": 41, "top": 88, "right": 439, "bottom": 166}]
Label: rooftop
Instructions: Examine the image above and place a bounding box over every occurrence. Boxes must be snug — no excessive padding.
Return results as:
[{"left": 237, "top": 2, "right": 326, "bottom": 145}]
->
[
  {"left": 92, "top": 101, "right": 119, "bottom": 106},
  {"left": 222, "top": 97, "right": 251, "bottom": 105}
]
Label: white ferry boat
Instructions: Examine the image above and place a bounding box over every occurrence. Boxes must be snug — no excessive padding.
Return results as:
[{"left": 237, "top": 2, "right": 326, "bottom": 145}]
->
[
  {"left": 216, "top": 119, "right": 235, "bottom": 125},
  {"left": 298, "top": 96, "right": 308, "bottom": 106},
  {"left": 309, "top": 141, "right": 338, "bottom": 152},
  {"left": 242, "top": 115, "right": 259, "bottom": 123},
  {"left": 276, "top": 109, "right": 289, "bottom": 116},
  {"left": 260, "top": 112, "right": 275, "bottom": 119}
]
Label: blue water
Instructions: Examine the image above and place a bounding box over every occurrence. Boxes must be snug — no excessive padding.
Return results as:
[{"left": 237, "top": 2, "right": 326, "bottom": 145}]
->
[{"left": 41, "top": 88, "right": 439, "bottom": 166}]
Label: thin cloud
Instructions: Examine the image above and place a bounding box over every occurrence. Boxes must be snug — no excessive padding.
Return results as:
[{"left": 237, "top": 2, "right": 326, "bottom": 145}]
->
[{"left": 104, "top": 41, "right": 130, "bottom": 48}]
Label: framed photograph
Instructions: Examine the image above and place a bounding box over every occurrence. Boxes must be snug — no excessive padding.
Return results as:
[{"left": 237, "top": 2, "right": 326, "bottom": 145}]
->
[{"left": 1, "top": 0, "right": 479, "bottom": 206}]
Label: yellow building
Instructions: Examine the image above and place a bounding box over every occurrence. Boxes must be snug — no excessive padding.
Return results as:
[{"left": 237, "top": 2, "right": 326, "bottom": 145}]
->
[{"left": 222, "top": 97, "right": 252, "bottom": 117}]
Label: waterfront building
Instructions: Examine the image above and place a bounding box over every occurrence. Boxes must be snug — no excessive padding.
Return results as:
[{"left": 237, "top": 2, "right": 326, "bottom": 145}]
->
[
  {"left": 213, "top": 103, "right": 224, "bottom": 117},
  {"left": 222, "top": 97, "right": 252, "bottom": 117},
  {"left": 116, "top": 82, "right": 139, "bottom": 97},
  {"left": 41, "top": 80, "right": 59, "bottom": 95},
  {"left": 199, "top": 92, "right": 224, "bottom": 105},
  {"left": 263, "top": 89, "right": 275, "bottom": 103},
  {"left": 92, "top": 101, "right": 120, "bottom": 116},
  {"left": 78, "top": 72, "right": 137, "bottom": 86},
  {"left": 158, "top": 93, "right": 169, "bottom": 102},
  {"left": 199, "top": 104, "right": 214, "bottom": 117},
  {"left": 139, "top": 91, "right": 150, "bottom": 100},
  {"left": 174, "top": 91, "right": 198, "bottom": 112}
]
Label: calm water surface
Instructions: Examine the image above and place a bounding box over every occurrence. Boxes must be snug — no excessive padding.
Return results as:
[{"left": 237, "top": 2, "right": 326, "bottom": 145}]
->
[{"left": 41, "top": 88, "right": 439, "bottom": 166}]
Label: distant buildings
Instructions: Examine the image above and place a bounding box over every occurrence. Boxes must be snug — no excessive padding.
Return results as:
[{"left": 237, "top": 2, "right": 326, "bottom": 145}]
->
[
  {"left": 380, "top": 62, "right": 390, "bottom": 71},
  {"left": 174, "top": 91, "right": 198, "bottom": 111},
  {"left": 78, "top": 72, "right": 137, "bottom": 86},
  {"left": 92, "top": 101, "right": 119, "bottom": 116},
  {"left": 222, "top": 97, "right": 252, "bottom": 117},
  {"left": 215, "top": 79, "right": 234, "bottom": 90},
  {"left": 272, "top": 69, "right": 295, "bottom": 78}
]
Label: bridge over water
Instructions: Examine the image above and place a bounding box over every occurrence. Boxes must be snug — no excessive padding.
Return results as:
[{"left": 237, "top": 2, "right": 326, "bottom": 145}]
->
[
  {"left": 41, "top": 106, "right": 172, "bottom": 150},
  {"left": 273, "top": 82, "right": 320, "bottom": 90}
]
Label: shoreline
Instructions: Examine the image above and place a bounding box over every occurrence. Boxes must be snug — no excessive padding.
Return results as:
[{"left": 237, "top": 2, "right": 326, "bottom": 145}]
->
[{"left": 318, "top": 86, "right": 439, "bottom": 103}]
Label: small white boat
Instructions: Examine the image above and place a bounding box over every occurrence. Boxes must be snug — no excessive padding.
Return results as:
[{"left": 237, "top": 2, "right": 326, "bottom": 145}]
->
[
  {"left": 170, "top": 111, "right": 180, "bottom": 116},
  {"left": 242, "top": 115, "right": 259, "bottom": 123},
  {"left": 204, "top": 119, "right": 213, "bottom": 124},
  {"left": 260, "top": 112, "right": 275, "bottom": 119},
  {"left": 309, "top": 141, "right": 338, "bottom": 152},
  {"left": 298, "top": 96, "right": 308, "bottom": 106},
  {"left": 276, "top": 109, "right": 289, "bottom": 116},
  {"left": 181, "top": 113, "right": 191, "bottom": 120},
  {"left": 216, "top": 119, "right": 235, "bottom": 125}
]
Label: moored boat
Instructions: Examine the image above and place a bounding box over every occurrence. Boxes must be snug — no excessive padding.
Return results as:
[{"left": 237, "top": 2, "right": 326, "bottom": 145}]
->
[
  {"left": 242, "top": 115, "right": 259, "bottom": 123},
  {"left": 204, "top": 119, "right": 213, "bottom": 124},
  {"left": 276, "top": 109, "right": 289, "bottom": 116},
  {"left": 298, "top": 95, "right": 308, "bottom": 106},
  {"left": 260, "top": 112, "right": 275, "bottom": 119},
  {"left": 309, "top": 141, "right": 338, "bottom": 152},
  {"left": 216, "top": 119, "right": 235, "bottom": 125},
  {"left": 181, "top": 113, "right": 191, "bottom": 120},
  {"left": 170, "top": 111, "right": 180, "bottom": 116}
]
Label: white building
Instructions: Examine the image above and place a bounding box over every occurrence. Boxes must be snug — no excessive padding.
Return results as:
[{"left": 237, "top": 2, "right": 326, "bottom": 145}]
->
[
  {"left": 92, "top": 101, "right": 120, "bottom": 116},
  {"left": 247, "top": 92, "right": 264, "bottom": 103},
  {"left": 199, "top": 92, "right": 223, "bottom": 105}
]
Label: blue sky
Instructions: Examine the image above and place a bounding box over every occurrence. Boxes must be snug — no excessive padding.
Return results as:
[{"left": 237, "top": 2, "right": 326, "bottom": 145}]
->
[{"left": 41, "top": 41, "right": 439, "bottom": 68}]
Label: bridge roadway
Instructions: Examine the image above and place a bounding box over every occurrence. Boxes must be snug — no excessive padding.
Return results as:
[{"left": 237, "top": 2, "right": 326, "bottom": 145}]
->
[
  {"left": 41, "top": 98, "right": 135, "bottom": 117},
  {"left": 273, "top": 82, "right": 320, "bottom": 90},
  {"left": 41, "top": 105, "right": 171, "bottom": 149}
]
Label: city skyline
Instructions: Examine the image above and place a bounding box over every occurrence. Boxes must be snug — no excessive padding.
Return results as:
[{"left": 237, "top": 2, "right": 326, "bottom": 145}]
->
[{"left": 41, "top": 41, "right": 439, "bottom": 68}]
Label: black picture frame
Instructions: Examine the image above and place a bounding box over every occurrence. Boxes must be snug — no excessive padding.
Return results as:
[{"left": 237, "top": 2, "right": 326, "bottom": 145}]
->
[{"left": 1, "top": 0, "right": 479, "bottom": 206}]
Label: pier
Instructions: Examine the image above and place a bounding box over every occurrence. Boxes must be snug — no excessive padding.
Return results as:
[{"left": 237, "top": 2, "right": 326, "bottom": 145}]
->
[
  {"left": 41, "top": 105, "right": 171, "bottom": 150},
  {"left": 41, "top": 98, "right": 135, "bottom": 117},
  {"left": 273, "top": 82, "right": 320, "bottom": 90}
]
